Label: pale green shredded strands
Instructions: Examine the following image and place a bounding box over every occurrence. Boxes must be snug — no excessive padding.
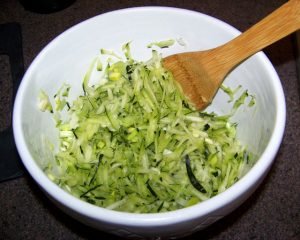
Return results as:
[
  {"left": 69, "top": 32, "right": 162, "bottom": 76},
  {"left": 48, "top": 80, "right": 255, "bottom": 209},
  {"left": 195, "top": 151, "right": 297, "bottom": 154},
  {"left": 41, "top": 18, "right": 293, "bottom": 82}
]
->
[
  {"left": 39, "top": 42, "right": 254, "bottom": 213},
  {"left": 147, "top": 39, "right": 175, "bottom": 48}
]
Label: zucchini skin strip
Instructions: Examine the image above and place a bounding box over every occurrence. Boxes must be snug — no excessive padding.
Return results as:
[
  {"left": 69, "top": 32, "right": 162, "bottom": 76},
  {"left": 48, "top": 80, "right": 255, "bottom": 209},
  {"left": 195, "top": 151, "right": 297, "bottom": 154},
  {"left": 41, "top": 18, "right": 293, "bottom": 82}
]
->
[
  {"left": 185, "top": 155, "right": 207, "bottom": 194},
  {"left": 89, "top": 154, "right": 104, "bottom": 185}
]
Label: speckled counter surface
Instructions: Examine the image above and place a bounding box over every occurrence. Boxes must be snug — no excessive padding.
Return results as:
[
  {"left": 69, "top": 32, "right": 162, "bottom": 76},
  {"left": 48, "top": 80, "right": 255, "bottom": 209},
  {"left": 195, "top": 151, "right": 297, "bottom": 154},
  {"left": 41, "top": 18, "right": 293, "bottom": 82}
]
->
[{"left": 0, "top": 0, "right": 299, "bottom": 239}]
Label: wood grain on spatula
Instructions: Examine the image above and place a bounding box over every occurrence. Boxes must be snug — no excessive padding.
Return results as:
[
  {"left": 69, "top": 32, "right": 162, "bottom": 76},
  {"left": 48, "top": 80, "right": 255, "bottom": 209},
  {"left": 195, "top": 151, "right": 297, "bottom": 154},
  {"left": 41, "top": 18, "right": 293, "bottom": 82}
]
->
[{"left": 163, "top": 0, "right": 300, "bottom": 110}]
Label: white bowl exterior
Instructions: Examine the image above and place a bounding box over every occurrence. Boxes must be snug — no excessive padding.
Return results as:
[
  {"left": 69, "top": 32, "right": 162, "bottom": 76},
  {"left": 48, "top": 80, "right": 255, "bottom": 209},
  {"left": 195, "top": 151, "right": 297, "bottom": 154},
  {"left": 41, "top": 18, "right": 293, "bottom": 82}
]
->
[{"left": 13, "top": 7, "right": 286, "bottom": 239}]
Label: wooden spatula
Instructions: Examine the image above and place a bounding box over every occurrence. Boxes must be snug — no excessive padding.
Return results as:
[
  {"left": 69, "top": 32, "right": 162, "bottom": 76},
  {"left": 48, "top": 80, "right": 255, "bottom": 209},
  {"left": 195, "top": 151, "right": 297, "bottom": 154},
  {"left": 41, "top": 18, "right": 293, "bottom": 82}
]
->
[{"left": 163, "top": 0, "right": 300, "bottom": 110}]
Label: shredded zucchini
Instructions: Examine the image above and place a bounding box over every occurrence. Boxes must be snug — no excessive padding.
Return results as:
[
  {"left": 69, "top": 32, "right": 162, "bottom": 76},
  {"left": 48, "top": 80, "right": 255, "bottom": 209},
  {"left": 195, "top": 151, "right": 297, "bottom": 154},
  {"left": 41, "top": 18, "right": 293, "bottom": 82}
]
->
[
  {"left": 147, "top": 39, "right": 175, "bottom": 48},
  {"left": 40, "top": 42, "right": 254, "bottom": 213}
]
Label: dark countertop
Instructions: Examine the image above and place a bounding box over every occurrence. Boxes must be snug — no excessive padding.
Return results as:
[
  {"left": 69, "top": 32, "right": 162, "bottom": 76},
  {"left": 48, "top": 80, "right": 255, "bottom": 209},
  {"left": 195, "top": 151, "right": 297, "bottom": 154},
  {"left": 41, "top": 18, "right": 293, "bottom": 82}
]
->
[{"left": 0, "top": 0, "right": 299, "bottom": 239}]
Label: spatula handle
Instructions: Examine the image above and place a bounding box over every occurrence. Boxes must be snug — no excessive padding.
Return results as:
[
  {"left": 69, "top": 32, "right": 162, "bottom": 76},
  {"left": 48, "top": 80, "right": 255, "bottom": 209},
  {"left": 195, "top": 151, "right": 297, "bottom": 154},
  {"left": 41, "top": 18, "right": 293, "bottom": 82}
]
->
[{"left": 213, "top": 0, "right": 300, "bottom": 76}]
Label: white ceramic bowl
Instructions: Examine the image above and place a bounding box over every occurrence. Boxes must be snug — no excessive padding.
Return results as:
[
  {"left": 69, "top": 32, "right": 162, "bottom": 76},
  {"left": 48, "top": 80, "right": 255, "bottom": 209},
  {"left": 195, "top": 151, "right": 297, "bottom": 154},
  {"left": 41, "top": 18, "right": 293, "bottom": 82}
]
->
[{"left": 13, "top": 7, "right": 286, "bottom": 239}]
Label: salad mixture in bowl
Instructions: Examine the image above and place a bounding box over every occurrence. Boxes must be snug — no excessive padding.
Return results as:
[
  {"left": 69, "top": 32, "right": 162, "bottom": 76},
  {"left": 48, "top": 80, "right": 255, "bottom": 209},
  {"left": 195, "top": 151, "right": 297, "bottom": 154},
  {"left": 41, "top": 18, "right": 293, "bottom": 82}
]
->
[{"left": 38, "top": 42, "right": 254, "bottom": 213}]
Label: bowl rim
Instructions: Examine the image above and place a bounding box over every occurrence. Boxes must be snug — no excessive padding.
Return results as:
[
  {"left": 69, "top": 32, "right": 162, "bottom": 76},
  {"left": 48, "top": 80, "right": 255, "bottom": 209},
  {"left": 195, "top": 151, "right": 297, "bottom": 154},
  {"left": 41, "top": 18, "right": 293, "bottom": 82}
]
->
[{"left": 13, "top": 6, "right": 286, "bottom": 227}]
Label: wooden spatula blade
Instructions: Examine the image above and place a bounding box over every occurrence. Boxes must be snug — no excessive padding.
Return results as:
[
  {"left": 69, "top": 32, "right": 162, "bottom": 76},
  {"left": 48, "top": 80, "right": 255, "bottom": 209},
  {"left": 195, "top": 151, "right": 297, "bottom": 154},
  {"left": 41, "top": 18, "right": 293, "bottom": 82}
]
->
[
  {"left": 163, "top": 0, "right": 300, "bottom": 110},
  {"left": 163, "top": 52, "right": 217, "bottom": 110}
]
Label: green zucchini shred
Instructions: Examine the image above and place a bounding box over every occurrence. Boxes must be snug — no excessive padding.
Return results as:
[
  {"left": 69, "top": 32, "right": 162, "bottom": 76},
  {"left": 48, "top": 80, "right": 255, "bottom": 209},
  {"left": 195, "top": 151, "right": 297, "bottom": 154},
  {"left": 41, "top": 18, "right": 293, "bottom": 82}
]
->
[
  {"left": 147, "top": 39, "right": 175, "bottom": 48},
  {"left": 41, "top": 42, "right": 254, "bottom": 213}
]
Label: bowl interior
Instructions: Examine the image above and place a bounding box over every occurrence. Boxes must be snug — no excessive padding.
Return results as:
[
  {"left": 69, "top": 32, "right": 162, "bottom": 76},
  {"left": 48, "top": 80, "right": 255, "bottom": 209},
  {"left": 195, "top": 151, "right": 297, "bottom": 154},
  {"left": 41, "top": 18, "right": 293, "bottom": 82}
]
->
[{"left": 13, "top": 6, "right": 285, "bottom": 230}]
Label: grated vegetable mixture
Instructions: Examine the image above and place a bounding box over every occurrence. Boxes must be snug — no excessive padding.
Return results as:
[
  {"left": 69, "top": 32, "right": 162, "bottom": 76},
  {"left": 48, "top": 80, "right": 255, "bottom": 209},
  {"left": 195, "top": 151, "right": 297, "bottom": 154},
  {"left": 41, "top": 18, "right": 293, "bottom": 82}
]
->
[{"left": 39, "top": 42, "right": 254, "bottom": 213}]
